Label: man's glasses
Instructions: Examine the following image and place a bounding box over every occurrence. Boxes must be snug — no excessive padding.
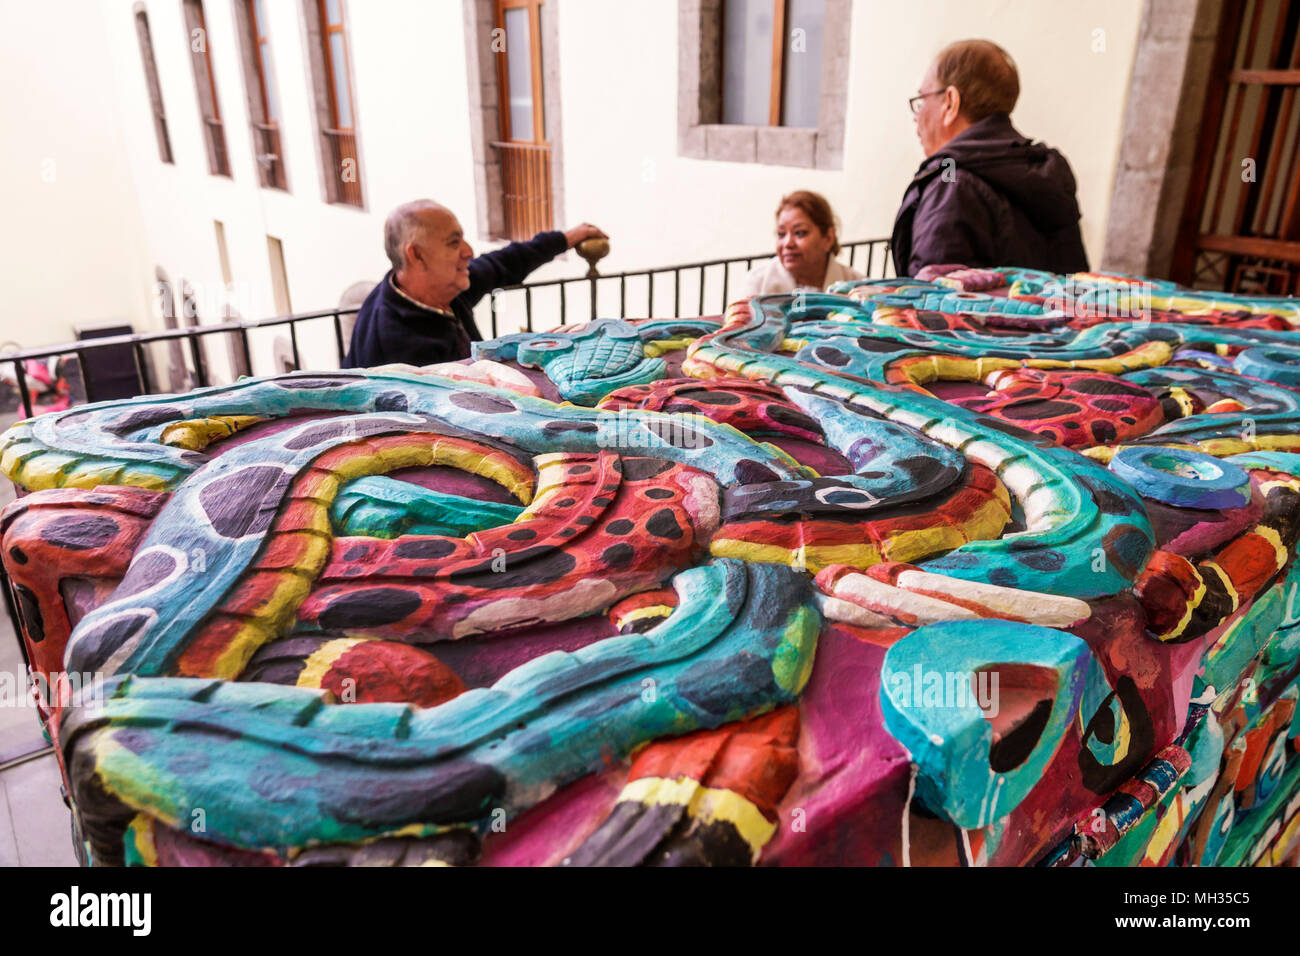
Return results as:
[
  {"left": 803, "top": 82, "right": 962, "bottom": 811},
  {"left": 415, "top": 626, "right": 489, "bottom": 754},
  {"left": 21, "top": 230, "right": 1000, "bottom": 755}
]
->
[{"left": 909, "top": 90, "right": 945, "bottom": 114}]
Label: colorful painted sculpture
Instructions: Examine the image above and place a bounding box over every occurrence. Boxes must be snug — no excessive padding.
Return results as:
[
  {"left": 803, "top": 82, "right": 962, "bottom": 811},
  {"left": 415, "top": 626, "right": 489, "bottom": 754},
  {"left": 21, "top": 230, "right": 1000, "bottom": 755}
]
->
[{"left": 3, "top": 265, "right": 1300, "bottom": 867}]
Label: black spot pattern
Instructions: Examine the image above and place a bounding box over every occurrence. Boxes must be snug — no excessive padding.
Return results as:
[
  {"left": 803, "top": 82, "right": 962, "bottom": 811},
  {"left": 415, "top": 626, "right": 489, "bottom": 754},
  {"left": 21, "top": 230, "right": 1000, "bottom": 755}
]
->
[
  {"left": 114, "top": 406, "right": 187, "bottom": 432},
  {"left": 448, "top": 546, "right": 577, "bottom": 589},
  {"left": 735, "top": 460, "right": 780, "bottom": 484},
  {"left": 394, "top": 539, "right": 459, "bottom": 560},
  {"left": 646, "top": 509, "right": 683, "bottom": 539},
  {"left": 602, "top": 543, "right": 635, "bottom": 566},
  {"left": 375, "top": 391, "right": 409, "bottom": 412},
  {"left": 40, "top": 516, "right": 120, "bottom": 551},
  {"left": 70, "top": 612, "right": 154, "bottom": 670},
  {"left": 276, "top": 376, "right": 362, "bottom": 389},
  {"left": 198, "top": 465, "right": 290, "bottom": 539},
  {"left": 115, "top": 550, "right": 178, "bottom": 598},
  {"left": 449, "top": 392, "right": 517, "bottom": 414},
  {"left": 620, "top": 458, "right": 673, "bottom": 481},
  {"left": 319, "top": 587, "right": 424, "bottom": 628}
]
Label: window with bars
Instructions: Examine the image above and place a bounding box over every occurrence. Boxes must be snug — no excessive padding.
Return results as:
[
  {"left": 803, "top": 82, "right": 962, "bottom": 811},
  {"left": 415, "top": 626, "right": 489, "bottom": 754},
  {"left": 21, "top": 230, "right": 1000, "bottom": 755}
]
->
[
  {"left": 492, "top": 0, "right": 553, "bottom": 239},
  {"left": 304, "top": 0, "right": 363, "bottom": 206},
  {"left": 182, "top": 0, "right": 231, "bottom": 177},
  {"left": 133, "top": 6, "right": 173, "bottom": 164},
  {"left": 234, "top": 0, "right": 288, "bottom": 189}
]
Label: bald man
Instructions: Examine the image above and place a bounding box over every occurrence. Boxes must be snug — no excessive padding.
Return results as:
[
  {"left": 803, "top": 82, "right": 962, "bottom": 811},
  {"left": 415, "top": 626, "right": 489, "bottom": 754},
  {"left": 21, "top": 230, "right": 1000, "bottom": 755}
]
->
[
  {"left": 891, "top": 39, "right": 1088, "bottom": 277},
  {"left": 343, "top": 201, "right": 605, "bottom": 368}
]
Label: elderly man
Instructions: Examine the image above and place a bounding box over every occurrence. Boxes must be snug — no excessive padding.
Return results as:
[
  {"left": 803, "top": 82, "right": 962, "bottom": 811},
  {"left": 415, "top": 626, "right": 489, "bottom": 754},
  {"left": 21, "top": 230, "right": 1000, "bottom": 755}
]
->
[
  {"left": 343, "top": 201, "right": 606, "bottom": 368},
  {"left": 891, "top": 39, "right": 1089, "bottom": 277}
]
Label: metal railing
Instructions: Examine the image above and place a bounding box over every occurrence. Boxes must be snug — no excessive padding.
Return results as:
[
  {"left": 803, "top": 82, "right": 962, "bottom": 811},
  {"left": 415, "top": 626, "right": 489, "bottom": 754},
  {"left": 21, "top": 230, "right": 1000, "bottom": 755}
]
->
[
  {"left": 480, "top": 237, "right": 893, "bottom": 337},
  {"left": 0, "top": 237, "right": 891, "bottom": 741},
  {"left": 0, "top": 237, "right": 891, "bottom": 420}
]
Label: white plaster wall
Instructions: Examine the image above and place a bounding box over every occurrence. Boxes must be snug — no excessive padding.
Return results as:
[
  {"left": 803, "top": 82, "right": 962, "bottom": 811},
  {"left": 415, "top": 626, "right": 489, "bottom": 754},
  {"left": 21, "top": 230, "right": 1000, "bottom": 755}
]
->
[
  {"left": 0, "top": 0, "right": 1142, "bottom": 359},
  {"left": 557, "top": 0, "right": 1142, "bottom": 276},
  {"left": 88, "top": 0, "right": 482, "bottom": 374},
  {"left": 0, "top": 0, "right": 152, "bottom": 348}
]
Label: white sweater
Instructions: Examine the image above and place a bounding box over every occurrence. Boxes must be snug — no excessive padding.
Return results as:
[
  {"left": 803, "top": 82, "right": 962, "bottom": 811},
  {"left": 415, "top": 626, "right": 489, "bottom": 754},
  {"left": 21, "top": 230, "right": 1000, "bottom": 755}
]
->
[{"left": 740, "top": 255, "right": 865, "bottom": 296}]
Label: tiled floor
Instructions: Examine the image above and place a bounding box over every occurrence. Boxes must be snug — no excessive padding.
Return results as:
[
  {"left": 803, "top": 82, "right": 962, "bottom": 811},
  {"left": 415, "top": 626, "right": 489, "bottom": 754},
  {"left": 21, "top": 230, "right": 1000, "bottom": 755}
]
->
[
  {"left": 0, "top": 408, "right": 78, "bottom": 867},
  {"left": 0, "top": 752, "right": 77, "bottom": 866},
  {"left": 0, "top": 448, "right": 38, "bottom": 761}
]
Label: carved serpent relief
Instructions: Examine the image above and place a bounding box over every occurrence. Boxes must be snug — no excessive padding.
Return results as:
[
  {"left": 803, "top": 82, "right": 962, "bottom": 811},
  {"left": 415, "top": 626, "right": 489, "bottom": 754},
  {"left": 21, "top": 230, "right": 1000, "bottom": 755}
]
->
[{"left": 4, "top": 267, "right": 1300, "bottom": 866}]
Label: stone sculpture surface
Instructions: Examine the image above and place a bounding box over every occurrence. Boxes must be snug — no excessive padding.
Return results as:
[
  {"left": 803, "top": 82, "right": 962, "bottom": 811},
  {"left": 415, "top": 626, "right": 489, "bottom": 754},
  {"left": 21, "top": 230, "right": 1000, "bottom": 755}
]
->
[{"left": 2, "top": 266, "right": 1299, "bottom": 866}]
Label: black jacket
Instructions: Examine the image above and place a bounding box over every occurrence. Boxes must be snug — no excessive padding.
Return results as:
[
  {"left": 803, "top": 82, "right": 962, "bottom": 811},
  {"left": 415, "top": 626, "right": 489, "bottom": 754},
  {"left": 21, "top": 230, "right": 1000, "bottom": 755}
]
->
[
  {"left": 891, "top": 113, "right": 1089, "bottom": 277},
  {"left": 343, "top": 230, "right": 567, "bottom": 368}
]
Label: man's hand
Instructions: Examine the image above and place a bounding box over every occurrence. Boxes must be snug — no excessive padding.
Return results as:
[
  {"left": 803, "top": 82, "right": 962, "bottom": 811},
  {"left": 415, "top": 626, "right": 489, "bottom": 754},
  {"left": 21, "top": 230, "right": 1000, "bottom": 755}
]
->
[{"left": 563, "top": 223, "right": 608, "bottom": 249}]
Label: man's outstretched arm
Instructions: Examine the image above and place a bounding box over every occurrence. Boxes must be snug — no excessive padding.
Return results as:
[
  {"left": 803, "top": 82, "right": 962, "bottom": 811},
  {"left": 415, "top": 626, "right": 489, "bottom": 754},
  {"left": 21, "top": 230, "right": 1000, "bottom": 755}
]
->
[{"left": 463, "top": 223, "right": 607, "bottom": 308}]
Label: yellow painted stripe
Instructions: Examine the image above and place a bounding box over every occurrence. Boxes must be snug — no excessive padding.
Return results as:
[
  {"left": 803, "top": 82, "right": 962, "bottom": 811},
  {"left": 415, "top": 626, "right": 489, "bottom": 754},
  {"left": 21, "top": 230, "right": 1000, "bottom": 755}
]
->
[
  {"left": 1166, "top": 388, "right": 1197, "bottom": 419},
  {"left": 710, "top": 538, "right": 883, "bottom": 572},
  {"left": 616, "top": 605, "right": 675, "bottom": 628},
  {"left": 1157, "top": 565, "right": 1206, "bottom": 643},
  {"left": 619, "top": 776, "right": 776, "bottom": 856},
  {"left": 126, "top": 813, "right": 159, "bottom": 867},
  {"left": 644, "top": 336, "right": 698, "bottom": 358},
  {"left": 1255, "top": 524, "right": 1288, "bottom": 570},
  {"left": 1201, "top": 561, "right": 1240, "bottom": 612},
  {"left": 161, "top": 415, "right": 265, "bottom": 450},
  {"left": 296, "top": 637, "right": 367, "bottom": 690}
]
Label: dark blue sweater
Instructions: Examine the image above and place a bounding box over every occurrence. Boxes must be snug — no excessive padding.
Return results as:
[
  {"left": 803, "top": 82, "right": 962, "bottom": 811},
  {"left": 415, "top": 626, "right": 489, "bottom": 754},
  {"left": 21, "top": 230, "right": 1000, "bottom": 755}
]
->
[{"left": 342, "top": 230, "right": 567, "bottom": 368}]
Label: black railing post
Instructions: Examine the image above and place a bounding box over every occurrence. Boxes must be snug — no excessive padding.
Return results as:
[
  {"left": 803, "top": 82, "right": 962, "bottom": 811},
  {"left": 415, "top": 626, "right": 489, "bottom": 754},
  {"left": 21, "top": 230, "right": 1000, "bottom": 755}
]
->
[
  {"left": 332, "top": 312, "right": 347, "bottom": 365},
  {"left": 131, "top": 341, "right": 153, "bottom": 394},
  {"left": 75, "top": 348, "right": 96, "bottom": 404},
  {"left": 0, "top": 240, "right": 893, "bottom": 401},
  {"left": 12, "top": 360, "right": 32, "bottom": 419},
  {"left": 188, "top": 333, "right": 208, "bottom": 388},
  {"left": 238, "top": 328, "right": 254, "bottom": 379}
]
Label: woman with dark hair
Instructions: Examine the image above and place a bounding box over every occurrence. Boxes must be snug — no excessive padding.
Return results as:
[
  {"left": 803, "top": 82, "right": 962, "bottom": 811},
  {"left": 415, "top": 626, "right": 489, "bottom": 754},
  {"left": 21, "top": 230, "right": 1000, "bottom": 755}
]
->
[{"left": 742, "top": 190, "right": 863, "bottom": 295}]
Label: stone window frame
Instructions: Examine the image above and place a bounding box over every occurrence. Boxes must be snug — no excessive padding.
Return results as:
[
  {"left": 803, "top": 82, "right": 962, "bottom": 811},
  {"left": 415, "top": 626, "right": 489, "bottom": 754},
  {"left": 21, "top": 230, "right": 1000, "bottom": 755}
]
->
[
  {"left": 232, "top": 0, "right": 291, "bottom": 192},
  {"left": 133, "top": 3, "right": 175, "bottom": 165},
  {"left": 299, "top": 0, "right": 368, "bottom": 210},
  {"left": 181, "top": 0, "right": 233, "bottom": 178},
  {"left": 462, "top": 0, "right": 566, "bottom": 242},
  {"left": 678, "top": 0, "right": 852, "bottom": 169}
]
